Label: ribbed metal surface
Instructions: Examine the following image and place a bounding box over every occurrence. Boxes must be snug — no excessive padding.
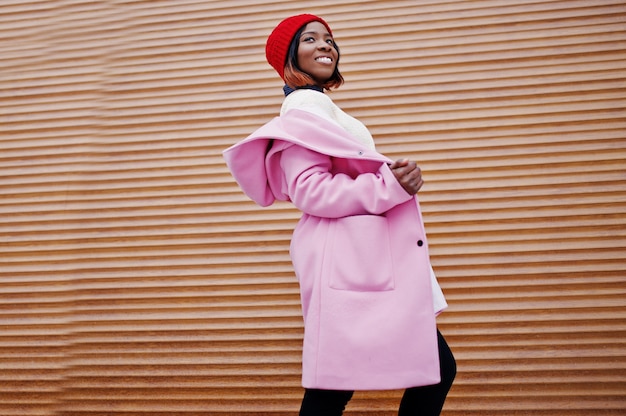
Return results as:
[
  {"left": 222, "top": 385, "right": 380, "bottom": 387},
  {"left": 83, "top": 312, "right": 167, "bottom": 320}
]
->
[{"left": 1, "top": 1, "right": 625, "bottom": 415}]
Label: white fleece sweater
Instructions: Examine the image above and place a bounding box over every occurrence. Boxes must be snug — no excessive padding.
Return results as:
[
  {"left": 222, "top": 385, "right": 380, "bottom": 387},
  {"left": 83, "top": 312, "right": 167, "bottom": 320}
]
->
[{"left": 281, "top": 89, "right": 376, "bottom": 150}]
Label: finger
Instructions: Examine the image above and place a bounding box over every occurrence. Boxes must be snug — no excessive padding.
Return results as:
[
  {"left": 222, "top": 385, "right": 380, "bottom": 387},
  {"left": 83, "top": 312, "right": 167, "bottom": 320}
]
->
[
  {"left": 404, "top": 160, "right": 417, "bottom": 171},
  {"left": 389, "top": 158, "right": 409, "bottom": 170},
  {"left": 396, "top": 163, "right": 418, "bottom": 177},
  {"left": 404, "top": 165, "right": 420, "bottom": 179}
]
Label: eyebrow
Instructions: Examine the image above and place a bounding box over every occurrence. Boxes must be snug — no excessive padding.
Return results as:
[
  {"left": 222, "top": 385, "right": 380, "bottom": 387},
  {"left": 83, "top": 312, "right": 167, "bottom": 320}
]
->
[{"left": 301, "top": 30, "right": 332, "bottom": 37}]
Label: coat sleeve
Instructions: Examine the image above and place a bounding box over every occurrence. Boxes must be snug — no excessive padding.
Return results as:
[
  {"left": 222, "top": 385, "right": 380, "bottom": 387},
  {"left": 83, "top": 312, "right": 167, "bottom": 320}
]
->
[{"left": 279, "top": 144, "right": 413, "bottom": 218}]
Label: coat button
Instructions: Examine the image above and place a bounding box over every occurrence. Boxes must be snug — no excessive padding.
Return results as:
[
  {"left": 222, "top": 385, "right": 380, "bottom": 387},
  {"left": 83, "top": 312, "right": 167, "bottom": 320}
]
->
[{"left": 417, "top": 240, "right": 424, "bottom": 247}]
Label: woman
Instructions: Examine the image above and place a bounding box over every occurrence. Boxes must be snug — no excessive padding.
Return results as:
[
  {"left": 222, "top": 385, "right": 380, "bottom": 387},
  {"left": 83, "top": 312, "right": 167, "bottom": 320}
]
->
[{"left": 223, "top": 14, "right": 456, "bottom": 416}]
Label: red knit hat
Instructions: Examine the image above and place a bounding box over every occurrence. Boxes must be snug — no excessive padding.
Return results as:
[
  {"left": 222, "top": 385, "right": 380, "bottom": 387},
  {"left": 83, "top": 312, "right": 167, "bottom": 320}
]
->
[{"left": 265, "top": 14, "right": 333, "bottom": 80}]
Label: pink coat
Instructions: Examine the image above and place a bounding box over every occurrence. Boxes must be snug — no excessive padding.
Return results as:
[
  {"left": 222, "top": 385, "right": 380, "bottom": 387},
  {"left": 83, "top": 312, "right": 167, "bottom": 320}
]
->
[{"left": 223, "top": 108, "right": 440, "bottom": 390}]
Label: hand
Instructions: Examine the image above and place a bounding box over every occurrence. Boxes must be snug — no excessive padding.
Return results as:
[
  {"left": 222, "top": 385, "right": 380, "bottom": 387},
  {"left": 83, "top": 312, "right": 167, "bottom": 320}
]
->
[{"left": 389, "top": 158, "right": 423, "bottom": 195}]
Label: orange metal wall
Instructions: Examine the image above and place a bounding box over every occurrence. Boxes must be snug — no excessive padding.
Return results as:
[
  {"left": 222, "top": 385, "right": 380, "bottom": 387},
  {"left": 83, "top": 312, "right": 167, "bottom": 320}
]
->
[{"left": 1, "top": 1, "right": 625, "bottom": 415}]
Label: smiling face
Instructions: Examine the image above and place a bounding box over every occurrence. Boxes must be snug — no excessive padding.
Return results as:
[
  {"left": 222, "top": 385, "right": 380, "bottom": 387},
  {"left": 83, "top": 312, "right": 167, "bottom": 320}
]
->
[{"left": 296, "top": 21, "right": 339, "bottom": 87}]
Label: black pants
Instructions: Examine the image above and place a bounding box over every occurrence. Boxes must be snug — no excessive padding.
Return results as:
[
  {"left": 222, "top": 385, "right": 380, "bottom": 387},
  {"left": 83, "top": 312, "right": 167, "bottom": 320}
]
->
[{"left": 299, "top": 330, "right": 456, "bottom": 416}]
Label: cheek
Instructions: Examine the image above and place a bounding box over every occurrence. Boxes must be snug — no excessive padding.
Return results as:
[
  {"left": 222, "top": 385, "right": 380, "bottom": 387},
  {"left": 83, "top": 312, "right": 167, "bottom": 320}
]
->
[{"left": 296, "top": 49, "right": 310, "bottom": 66}]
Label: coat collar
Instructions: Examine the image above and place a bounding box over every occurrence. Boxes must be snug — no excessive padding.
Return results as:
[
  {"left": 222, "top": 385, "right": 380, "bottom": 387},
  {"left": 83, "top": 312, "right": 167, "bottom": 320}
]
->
[{"left": 223, "top": 109, "right": 391, "bottom": 206}]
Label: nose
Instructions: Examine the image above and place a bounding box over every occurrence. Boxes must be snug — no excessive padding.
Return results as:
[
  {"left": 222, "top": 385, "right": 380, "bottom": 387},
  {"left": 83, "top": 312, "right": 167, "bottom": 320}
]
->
[{"left": 317, "top": 40, "right": 331, "bottom": 50}]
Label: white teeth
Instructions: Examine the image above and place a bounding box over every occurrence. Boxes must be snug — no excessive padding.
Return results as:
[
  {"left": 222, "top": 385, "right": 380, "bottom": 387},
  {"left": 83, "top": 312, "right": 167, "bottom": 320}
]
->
[{"left": 316, "top": 57, "right": 332, "bottom": 63}]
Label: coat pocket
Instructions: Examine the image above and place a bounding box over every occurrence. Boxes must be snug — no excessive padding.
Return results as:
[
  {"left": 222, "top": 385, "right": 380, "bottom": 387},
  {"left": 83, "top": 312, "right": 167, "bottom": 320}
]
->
[{"left": 328, "top": 215, "right": 395, "bottom": 291}]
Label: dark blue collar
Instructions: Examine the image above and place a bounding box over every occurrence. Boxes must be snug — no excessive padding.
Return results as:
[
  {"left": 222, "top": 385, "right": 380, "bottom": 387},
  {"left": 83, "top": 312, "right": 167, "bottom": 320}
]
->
[{"left": 283, "top": 84, "right": 324, "bottom": 96}]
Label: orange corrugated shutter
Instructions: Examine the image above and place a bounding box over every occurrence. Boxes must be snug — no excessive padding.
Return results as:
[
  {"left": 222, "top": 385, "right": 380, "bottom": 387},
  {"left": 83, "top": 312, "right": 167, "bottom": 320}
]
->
[{"left": 1, "top": 1, "right": 625, "bottom": 415}]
